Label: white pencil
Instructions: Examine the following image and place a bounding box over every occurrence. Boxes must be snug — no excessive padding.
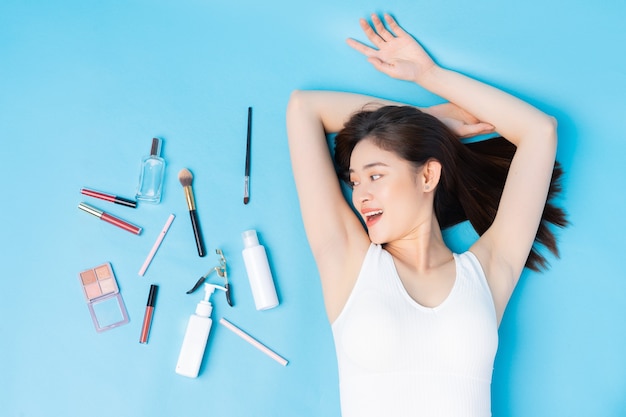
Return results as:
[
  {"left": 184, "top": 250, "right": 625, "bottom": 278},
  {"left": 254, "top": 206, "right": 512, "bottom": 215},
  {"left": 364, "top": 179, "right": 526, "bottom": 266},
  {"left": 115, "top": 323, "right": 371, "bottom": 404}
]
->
[
  {"left": 138, "top": 214, "right": 175, "bottom": 276},
  {"left": 219, "top": 318, "right": 288, "bottom": 366}
]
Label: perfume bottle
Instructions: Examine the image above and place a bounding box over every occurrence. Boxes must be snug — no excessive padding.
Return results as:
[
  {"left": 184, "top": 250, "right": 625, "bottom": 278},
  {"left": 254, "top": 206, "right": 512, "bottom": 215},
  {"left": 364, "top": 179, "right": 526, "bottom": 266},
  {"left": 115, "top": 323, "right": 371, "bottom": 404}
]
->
[{"left": 136, "top": 138, "right": 165, "bottom": 203}]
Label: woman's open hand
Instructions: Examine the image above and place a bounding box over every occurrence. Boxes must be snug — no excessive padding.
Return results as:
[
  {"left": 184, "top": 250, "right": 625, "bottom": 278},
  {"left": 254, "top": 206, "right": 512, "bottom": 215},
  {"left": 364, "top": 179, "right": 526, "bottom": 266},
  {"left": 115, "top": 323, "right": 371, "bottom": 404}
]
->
[{"left": 347, "top": 14, "right": 437, "bottom": 83}]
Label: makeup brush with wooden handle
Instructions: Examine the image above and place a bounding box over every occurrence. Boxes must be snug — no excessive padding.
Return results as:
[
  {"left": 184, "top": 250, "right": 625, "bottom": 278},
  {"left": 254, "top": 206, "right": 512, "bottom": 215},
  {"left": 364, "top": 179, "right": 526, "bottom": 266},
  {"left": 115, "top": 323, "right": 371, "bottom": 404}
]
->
[{"left": 178, "top": 168, "right": 206, "bottom": 257}]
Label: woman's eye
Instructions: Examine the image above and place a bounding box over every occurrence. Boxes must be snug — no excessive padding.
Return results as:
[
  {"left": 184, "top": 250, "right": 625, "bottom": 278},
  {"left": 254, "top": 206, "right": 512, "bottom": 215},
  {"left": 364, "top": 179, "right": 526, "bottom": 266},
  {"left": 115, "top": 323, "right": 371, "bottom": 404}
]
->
[
  {"left": 370, "top": 174, "right": 381, "bottom": 181},
  {"left": 349, "top": 179, "right": 360, "bottom": 187}
]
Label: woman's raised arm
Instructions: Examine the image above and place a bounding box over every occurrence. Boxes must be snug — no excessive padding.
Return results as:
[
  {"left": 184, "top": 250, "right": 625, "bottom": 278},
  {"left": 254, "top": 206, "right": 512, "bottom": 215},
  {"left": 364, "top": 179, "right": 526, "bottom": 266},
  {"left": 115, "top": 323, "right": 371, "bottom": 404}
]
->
[
  {"left": 286, "top": 91, "right": 386, "bottom": 319},
  {"left": 348, "top": 14, "right": 558, "bottom": 315}
]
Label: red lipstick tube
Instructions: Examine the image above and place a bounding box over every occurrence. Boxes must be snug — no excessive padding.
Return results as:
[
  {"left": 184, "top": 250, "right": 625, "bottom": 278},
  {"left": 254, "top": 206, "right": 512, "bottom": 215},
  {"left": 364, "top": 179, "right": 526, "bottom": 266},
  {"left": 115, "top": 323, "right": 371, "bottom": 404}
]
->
[
  {"left": 81, "top": 187, "right": 137, "bottom": 208},
  {"left": 140, "top": 284, "right": 158, "bottom": 344},
  {"left": 78, "top": 202, "right": 142, "bottom": 235}
]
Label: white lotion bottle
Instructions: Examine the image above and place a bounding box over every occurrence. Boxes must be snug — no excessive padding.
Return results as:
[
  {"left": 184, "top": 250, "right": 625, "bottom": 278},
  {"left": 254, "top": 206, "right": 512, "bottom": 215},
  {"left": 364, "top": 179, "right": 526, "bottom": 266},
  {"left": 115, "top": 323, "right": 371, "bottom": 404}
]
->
[
  {"left": 241, "top": 230, "right": 279, "bottom": 310},
  {"left": 175, "top": 284, "right": 226, "bottom": 378}
]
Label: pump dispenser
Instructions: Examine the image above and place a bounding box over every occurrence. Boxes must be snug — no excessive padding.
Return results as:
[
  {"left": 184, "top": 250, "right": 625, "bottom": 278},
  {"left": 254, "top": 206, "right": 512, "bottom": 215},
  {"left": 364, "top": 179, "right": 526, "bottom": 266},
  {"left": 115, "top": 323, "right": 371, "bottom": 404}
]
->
[{"left": 175, "top": 283, "right": 226, "bottom": 378}]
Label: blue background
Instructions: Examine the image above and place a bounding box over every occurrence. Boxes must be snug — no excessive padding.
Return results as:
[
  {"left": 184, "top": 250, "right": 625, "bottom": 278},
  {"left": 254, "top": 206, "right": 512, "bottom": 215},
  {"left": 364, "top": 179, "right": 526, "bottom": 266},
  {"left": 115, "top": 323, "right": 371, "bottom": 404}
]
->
[{"left": 1, "top": 0, "right": 625, "bottom": 416}]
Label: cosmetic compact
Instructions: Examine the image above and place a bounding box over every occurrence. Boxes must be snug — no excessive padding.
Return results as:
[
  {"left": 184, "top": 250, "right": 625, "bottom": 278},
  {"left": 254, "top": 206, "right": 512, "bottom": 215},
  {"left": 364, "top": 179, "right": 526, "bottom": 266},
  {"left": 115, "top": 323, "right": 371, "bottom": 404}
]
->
[{"left": 78, "top": 263, "right": 129, "bottom": 332}]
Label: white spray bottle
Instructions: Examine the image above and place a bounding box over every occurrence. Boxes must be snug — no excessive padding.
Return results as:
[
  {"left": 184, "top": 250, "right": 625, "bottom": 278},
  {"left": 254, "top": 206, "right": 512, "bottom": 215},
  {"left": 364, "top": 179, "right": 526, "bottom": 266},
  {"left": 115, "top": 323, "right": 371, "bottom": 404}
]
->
[{"left": 175, "top": 283, "right": 226, "bottom": 378}]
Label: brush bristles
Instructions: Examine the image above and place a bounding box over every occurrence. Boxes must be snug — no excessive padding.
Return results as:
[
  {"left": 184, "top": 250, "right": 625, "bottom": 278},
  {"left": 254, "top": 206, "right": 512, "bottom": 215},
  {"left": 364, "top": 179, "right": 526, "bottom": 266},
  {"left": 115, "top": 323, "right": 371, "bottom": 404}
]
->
[{"left": 178, "top": 168, "right": 193, "bottom": 187}]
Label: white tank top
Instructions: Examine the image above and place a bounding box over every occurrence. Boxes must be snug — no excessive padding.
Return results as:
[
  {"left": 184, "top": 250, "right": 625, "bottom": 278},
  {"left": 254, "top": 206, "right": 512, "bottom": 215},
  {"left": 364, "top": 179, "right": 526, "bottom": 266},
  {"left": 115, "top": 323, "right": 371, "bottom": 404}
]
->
[{"left": 331, "top": 244, "right": 498, "bottom": 417}]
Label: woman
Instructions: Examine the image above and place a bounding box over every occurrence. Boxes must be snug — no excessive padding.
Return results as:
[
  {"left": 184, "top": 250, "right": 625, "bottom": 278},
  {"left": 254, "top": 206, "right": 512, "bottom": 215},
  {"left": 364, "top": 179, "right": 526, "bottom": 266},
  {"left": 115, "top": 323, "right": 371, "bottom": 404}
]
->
[{"left": 286, "top": 14, "right": 566, "bottom": 417}]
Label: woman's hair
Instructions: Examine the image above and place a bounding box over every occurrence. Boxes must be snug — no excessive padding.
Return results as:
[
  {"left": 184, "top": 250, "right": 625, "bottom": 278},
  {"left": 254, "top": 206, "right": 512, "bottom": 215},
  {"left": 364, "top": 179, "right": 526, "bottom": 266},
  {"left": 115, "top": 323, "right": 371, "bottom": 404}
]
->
[{"left": 334, "top": 105, "right": 568, "bottom": 272}]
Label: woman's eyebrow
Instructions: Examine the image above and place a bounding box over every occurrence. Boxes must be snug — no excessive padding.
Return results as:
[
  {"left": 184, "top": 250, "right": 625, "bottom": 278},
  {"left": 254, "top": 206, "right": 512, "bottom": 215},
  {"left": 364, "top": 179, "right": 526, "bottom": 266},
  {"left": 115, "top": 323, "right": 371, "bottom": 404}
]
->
[{"left": 348, "top": 162, "right": 390, "bottom": 173}]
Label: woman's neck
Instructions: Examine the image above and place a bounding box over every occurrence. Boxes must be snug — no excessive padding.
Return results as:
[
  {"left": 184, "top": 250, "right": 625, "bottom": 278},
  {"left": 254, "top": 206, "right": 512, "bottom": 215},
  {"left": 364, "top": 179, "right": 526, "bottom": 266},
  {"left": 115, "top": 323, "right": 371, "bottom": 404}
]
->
[{"left": 383, "top": 217, "right": 452, "bottom": 274}]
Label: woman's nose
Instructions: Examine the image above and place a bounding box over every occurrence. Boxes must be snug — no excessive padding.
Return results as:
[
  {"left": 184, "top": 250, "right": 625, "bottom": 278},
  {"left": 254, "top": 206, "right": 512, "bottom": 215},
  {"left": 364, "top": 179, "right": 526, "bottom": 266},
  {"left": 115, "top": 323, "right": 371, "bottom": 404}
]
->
[{"left": 354, "top": 187, "right": 371, "bottom": 203}]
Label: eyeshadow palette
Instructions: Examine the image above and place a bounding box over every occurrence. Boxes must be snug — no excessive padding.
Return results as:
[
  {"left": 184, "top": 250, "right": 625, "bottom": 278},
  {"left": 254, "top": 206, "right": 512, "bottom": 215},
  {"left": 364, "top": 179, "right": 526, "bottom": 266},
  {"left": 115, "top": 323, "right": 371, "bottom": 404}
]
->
[{"left": 79, "top": 263, "right": 129, "bottom": 332}]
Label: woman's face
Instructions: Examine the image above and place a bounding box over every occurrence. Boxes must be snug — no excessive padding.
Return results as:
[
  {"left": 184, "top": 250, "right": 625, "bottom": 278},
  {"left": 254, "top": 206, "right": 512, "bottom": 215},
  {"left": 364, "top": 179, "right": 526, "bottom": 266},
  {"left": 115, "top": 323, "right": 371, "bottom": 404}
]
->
[{"left": 349, "top": 139, "right": 432, "bottom": 244}]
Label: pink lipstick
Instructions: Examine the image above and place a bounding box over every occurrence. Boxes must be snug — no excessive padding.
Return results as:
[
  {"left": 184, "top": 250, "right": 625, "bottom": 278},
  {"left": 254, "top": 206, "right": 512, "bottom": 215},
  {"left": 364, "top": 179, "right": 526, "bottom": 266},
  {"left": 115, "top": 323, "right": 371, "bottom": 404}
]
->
[{"left": 78, "top": 202, "right": 142, "bottom": 235}]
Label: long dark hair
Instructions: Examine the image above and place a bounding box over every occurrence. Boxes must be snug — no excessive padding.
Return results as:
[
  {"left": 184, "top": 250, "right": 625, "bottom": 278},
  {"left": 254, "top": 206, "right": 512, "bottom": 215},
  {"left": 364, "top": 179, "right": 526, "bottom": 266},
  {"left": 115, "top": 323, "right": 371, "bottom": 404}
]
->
[{"left": 334, "top": 105, "right": 568, "bottom": 272}]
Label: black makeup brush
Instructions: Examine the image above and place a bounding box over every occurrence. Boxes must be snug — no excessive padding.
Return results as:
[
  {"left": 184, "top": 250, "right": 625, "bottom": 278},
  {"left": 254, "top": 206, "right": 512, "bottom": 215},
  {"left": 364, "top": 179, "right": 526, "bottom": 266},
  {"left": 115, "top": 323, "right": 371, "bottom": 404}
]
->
[{"left": 178, "top": 168, "right": 206, "bottom": 257}]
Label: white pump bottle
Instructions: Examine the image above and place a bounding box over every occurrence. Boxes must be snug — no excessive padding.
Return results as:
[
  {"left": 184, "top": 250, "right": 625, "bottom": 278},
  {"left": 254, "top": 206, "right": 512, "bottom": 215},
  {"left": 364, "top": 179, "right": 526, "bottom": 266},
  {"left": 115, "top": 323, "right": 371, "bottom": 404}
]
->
[{"left": 175, "top": 283, "right": 226, "bottom": 378}]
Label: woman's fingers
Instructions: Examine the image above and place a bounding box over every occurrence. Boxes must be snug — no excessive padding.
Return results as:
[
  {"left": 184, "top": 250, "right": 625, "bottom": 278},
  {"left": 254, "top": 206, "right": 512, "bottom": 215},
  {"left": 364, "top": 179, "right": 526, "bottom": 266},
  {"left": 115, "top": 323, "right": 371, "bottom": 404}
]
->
[
  {"left": 358, "top": 18, "right": 386, "bottom": 48},
  {"left": 371, "top": 14, "right": 395, "bottom": 42},
  {"left": 346, "top": 37, "right": 376, "bottom": 57},
  {"left": 383, "top": 14, "right": 409, "bottom": 38}
]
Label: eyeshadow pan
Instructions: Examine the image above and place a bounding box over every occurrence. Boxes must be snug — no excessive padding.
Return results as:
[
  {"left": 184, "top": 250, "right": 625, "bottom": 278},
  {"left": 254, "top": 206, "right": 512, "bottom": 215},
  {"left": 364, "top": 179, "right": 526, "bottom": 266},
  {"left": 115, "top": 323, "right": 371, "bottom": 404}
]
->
[
  {"left": 99, "top": 278, "right": 117, "bottom": 295},
  {"left": 95, "top": 264, "right": 111, "bottom": 280},
  {"left": 80, "top": 270, "right": 97, "bottom": 285},
  {"left": 84, "top": 282, "right": 101, "bottom": 300}
]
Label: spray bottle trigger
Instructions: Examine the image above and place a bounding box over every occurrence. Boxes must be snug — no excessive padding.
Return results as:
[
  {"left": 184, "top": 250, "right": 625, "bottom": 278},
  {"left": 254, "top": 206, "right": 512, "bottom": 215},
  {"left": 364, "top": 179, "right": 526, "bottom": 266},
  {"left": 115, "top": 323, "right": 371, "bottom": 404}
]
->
[{"left": 203, "top": 283, "right": 228, "bottom": 301}]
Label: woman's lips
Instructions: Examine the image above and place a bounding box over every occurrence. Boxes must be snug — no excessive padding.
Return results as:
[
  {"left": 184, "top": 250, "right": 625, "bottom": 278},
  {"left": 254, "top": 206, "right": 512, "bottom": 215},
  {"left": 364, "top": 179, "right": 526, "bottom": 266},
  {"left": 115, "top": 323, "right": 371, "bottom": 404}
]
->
[{"left": 363, "top": 209, "right": 383, "bottom": 227}]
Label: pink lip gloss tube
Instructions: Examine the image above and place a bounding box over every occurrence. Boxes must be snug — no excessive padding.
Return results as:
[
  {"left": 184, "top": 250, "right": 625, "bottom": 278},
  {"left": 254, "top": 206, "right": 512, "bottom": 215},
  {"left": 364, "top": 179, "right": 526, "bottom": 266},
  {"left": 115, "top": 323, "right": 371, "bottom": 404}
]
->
[
  {"left": 78, "top": 202, "right": 142, "bottom": 235},
  {"left": 140, "top": 284, "right": 158, "bottom": 344}
]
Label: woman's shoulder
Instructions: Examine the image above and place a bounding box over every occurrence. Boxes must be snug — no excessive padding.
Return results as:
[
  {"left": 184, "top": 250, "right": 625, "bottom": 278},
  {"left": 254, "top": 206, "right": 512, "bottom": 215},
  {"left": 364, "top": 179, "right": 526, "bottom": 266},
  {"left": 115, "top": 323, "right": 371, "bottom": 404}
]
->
[{"left": 455, "top": 250, "right": 487, "bottom": 280}]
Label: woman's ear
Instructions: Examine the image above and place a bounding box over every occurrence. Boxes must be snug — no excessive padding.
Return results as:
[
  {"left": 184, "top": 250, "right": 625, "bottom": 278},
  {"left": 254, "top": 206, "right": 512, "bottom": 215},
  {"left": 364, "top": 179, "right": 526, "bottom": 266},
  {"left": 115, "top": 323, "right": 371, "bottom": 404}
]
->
[{"left": 421, "top": 159, "right": 442, "bottom": 192}]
